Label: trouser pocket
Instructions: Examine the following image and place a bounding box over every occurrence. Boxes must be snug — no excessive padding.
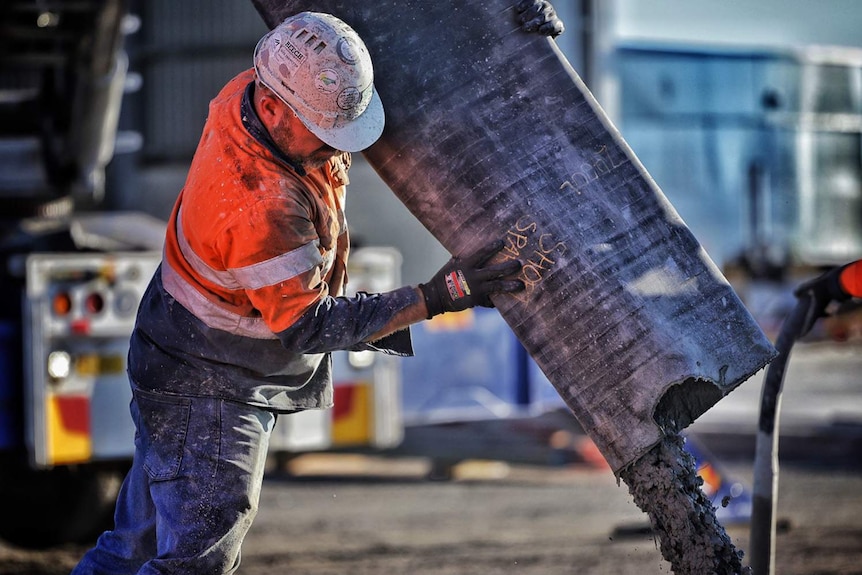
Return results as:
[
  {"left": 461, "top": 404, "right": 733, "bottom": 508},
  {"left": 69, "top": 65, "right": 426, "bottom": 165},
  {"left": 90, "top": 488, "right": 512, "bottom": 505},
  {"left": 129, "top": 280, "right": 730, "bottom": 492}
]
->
[{"left": 133, "top": 388, "right": 191, "bottom": 481}]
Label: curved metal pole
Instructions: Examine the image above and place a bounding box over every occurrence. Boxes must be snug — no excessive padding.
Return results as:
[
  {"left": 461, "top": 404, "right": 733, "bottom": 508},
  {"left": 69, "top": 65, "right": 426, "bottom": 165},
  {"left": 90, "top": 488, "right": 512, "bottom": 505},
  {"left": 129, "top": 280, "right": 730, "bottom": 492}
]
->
[
  {"left": 750, "top": 260, "right": 861, "bottom": 573},
  {"left": 749, "top": 294, "right": 811, "bottom": 575}
]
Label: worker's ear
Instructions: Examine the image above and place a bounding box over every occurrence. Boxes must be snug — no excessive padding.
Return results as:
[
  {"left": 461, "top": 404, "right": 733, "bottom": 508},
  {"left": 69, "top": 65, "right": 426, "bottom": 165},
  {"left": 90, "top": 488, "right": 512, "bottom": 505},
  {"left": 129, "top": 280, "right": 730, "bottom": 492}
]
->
[{"left": 255, "top": 84, "right": 289, "bottom": 125}]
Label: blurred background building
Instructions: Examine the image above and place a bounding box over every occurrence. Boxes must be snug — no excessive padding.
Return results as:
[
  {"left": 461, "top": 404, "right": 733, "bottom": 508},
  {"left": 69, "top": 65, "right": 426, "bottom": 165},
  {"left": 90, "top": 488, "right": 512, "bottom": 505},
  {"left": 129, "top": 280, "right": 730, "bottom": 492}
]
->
[{"left": 105, "top": 0, "right": 862, "bottom": 293}]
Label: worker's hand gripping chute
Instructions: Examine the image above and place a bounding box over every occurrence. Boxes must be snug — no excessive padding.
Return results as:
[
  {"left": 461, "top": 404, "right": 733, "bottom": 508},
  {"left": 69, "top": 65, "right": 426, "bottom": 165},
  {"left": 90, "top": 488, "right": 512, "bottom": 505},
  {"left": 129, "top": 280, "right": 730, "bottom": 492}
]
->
[{"left": 419, "top": 240, "right": 524, "bottom": 318}]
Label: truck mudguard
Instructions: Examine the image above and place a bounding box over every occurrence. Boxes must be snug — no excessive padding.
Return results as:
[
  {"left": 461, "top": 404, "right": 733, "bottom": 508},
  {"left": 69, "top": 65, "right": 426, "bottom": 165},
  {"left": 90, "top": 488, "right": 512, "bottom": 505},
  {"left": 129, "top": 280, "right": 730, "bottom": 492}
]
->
[{"left": 250, "top": 0, "right": 776, "bottom": 472}]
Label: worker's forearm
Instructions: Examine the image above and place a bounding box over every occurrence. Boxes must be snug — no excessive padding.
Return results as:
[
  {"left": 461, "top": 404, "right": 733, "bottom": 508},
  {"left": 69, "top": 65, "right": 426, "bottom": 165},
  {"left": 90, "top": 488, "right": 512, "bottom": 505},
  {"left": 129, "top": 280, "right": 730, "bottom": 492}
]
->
[
  {"left": 365, "top": 287, "right": 428, "bottom": 342},
  {"left": 276, "top": 286, "right": 423, "bottom": 354}
]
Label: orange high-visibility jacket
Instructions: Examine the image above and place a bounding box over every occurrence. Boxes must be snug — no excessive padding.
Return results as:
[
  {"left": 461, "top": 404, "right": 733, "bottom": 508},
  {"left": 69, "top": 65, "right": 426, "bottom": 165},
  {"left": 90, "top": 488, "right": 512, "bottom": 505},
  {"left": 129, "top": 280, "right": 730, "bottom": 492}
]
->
[{"left": 129, "top": 69, "right": 415, "bottom": 411}]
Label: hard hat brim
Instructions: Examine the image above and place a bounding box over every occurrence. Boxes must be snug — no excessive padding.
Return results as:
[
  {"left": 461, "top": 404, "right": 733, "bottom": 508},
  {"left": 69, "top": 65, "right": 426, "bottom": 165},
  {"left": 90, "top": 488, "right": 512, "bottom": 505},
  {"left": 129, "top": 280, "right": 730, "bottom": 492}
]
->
[{"left": 296, "top": 87, "right": 385, "bottom": 153}]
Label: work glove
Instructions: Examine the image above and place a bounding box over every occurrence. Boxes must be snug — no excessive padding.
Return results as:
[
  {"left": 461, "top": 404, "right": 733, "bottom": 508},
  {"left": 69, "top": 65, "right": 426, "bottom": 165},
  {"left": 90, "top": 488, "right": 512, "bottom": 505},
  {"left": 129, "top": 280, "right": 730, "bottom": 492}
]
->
[
  {"left": 419, "top": 240, "right": 524, "bottom": 319},
  {"left": 515, "top": 0, "right": 565, "bottom": 38}
]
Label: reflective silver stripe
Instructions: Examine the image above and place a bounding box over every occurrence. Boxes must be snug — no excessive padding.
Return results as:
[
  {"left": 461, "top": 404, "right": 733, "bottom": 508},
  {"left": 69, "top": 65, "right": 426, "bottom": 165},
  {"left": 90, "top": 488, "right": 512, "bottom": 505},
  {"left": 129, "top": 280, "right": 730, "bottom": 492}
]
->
[
  {"left": 232, "top": 241, "right": 323, "bottom": 290},
  {"left": 161, "top": 262, "right": 279, "bottom": 340},
  {"left": 177, "top": 206, "right": 324, "bottom": 291}
]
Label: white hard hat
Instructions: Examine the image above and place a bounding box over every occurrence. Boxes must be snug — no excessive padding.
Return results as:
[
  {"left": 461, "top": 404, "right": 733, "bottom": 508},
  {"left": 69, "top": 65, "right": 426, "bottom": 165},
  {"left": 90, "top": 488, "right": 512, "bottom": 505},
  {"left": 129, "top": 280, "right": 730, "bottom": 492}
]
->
[{"left": 253, "top": 12, "right": 384, "bottom": 153}]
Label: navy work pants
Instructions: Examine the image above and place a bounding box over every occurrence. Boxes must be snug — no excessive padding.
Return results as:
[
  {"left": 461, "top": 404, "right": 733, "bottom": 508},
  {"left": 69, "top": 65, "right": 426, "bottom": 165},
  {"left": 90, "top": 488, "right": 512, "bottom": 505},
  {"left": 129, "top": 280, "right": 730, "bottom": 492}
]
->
[{"left": 71, "top": 386, "right": 275, "bottom": 574}]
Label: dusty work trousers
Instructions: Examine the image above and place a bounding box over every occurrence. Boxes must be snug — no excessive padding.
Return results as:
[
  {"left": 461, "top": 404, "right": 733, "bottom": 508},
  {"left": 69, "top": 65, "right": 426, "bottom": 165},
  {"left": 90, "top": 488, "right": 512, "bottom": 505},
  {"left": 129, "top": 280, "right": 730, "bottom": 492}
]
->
[{"left": 71, "top": 386, "right": 275, "bottom": 575}]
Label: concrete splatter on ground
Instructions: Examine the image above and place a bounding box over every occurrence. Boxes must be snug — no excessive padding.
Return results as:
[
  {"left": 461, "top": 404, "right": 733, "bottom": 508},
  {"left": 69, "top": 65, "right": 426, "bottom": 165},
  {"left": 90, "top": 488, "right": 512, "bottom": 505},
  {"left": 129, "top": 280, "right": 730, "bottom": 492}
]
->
[{"left": 620, "top": 434, "right": 751, "bottom": 575}]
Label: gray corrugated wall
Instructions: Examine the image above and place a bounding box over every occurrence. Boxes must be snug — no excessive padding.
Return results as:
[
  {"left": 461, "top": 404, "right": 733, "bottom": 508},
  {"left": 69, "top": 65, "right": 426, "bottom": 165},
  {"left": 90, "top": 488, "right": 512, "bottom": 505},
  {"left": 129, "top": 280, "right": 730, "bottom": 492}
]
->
[{"left": 140, "top": 0, "right": 267, "bottom": 160}]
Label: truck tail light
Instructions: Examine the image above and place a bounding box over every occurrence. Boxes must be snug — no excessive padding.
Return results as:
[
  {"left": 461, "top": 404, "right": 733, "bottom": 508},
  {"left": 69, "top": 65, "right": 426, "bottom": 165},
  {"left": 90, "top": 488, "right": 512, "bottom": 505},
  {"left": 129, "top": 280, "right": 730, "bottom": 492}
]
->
[
  {"left": 838, "top": 260, "right": 862, "bottom": 299},
  {"left": 52, "top": 292, "right": 72, "bottom": 316},
  {"left": 347, "top": 350, "right": 374, "bottom": 369},
  {"left": 84, "top": 292, "right": 104, "bottom": 314},
  {"left": 47, "top": 350, "right": 72, "bottom": 380}
]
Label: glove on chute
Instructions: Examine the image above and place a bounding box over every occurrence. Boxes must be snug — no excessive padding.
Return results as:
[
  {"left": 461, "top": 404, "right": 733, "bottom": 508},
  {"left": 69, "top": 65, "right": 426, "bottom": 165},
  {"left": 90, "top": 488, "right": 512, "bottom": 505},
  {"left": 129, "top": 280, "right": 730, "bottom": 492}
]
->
[
  {"left": 419, "top": 240, "right": 524, "bottom": 319},
  {"left": 515, "top": 0, "right": 565, "bottom": 38}
]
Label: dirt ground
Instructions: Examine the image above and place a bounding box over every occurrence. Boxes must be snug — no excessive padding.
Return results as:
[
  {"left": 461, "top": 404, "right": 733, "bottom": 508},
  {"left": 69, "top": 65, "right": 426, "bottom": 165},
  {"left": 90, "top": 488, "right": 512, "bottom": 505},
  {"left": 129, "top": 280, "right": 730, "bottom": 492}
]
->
[{"left": 2, "top": 453, "right": 861, "bottom": 575}]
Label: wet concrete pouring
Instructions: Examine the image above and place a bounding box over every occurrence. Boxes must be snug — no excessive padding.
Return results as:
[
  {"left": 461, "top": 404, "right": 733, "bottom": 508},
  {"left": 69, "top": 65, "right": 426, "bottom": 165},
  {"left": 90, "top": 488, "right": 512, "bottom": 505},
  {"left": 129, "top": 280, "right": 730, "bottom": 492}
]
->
[{"left": 620, "top": 434, "right": 748, "bottom": 574}]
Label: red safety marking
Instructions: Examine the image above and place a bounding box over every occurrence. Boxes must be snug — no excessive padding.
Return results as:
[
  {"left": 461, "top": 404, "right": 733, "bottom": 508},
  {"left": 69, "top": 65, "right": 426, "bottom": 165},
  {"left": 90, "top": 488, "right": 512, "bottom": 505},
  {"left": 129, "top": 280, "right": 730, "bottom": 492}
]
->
[
  {"left": 71, "top": 318, "right": 91, "bottom": 335},
  {"left": 56, "top": 395, "right": 90, "bottom": 434},
  {"left": 332, "top": 384, "right": 356, "bottom": 420}
]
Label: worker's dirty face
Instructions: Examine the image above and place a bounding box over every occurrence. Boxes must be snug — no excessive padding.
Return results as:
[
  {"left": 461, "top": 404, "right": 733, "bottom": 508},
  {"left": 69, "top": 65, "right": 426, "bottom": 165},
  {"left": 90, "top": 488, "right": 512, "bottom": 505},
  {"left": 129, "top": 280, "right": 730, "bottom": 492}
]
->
[{"left": 270, "top": 107, "right": 340, "bottom": 171}]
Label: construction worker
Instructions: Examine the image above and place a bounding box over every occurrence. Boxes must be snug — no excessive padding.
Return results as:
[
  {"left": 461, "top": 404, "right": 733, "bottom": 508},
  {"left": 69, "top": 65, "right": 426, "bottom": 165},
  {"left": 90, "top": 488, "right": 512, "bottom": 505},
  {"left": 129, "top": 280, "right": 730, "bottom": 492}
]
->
[{"left": 72, "top": 5, "right": 562, "bottom": 574}]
